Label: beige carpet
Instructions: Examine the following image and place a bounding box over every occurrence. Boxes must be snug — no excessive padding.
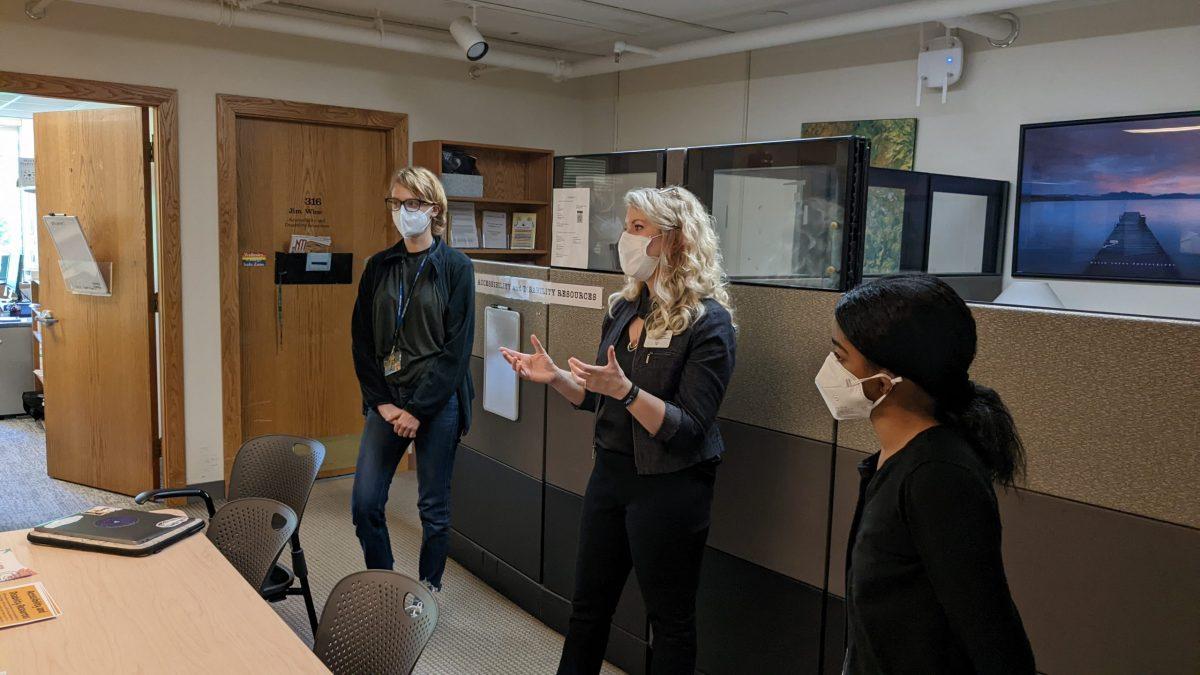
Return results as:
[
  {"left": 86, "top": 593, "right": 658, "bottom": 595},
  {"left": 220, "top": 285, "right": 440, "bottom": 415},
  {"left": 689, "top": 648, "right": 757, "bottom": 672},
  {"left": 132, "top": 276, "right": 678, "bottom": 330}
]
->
[{"left": 0, "top": 417, "right": 624, "bottom": 674}]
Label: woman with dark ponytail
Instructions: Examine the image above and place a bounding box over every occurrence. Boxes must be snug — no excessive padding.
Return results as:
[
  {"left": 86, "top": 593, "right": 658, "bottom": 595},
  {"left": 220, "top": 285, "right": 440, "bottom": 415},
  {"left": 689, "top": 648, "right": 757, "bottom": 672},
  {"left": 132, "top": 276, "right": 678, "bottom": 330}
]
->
[{"left": 815, "top": 273, "right": 1034, "bottom": 674}]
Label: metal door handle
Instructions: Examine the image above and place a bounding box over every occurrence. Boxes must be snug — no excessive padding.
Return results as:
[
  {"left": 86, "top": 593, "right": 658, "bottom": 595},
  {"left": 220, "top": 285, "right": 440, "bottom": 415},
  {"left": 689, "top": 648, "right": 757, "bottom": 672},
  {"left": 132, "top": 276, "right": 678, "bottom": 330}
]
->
[{"left": 35, "top": 309, "right": 59, "bottom": 326}]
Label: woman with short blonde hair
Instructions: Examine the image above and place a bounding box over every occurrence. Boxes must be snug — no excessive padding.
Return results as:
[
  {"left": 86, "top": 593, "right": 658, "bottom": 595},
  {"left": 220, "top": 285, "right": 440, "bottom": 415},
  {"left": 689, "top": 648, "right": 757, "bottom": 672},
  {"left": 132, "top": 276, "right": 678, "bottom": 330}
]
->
[
  {"left": 389, "top": 166, "right": 450, "bottom": 237},
  {"left": 350, "top": 165, "right": 475, "bottom": 593},
  {"left": 502, "top": 185, "right": 737, "bottom": 674}
]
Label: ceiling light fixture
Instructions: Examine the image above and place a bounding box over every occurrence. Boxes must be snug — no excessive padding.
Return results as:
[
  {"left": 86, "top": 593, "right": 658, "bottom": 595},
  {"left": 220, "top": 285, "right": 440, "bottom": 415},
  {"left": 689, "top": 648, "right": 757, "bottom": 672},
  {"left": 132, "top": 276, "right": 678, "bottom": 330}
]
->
[{"left": 450, "top": 14, "right": 488, "bottom": 62}]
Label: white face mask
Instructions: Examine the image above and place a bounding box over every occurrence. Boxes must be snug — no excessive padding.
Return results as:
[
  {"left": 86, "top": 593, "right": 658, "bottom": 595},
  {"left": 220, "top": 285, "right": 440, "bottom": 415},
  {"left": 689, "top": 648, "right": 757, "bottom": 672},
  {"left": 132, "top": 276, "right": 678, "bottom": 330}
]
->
[
  {"left": 394, "top": 206, "right": 433, "bottom": 238},
  {"left": 618, "top": 231, "right": 662, "bottom": 280},
  {"left": 813, "top": 352, "right": 903, "bottom": 420}
]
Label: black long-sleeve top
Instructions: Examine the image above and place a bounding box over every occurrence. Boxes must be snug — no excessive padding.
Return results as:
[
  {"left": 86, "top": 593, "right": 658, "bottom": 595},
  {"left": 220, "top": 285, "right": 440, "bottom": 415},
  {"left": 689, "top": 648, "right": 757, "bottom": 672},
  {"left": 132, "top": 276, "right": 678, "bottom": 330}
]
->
[
  {"left": 844, "top": 426, "right": 1035, "bottom": 674},
  {"left": 350, "top": 237, "right": 475, "bottom": 432}
]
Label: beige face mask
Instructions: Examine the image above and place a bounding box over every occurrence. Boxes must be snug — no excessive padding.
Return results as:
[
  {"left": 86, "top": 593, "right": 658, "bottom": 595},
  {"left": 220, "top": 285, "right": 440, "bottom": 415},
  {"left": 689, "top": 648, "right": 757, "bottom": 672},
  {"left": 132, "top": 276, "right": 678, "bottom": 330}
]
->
[
  {"left": 813, "top": 352, "right": 903, "bottom": 420},
  {"left": 617, "top": 231, "right": 662, "bottom": 280}
]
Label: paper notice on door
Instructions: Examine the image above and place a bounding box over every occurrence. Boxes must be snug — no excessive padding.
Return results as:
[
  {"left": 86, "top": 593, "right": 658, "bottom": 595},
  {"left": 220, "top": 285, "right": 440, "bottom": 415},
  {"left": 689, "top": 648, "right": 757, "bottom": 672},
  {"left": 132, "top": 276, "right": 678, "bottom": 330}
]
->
[
  {"left": 552, "top": 188, "right": 589, "bottom": 269},
  {"left": 0, "top": 582, "right": 60, "bottom": 630}
]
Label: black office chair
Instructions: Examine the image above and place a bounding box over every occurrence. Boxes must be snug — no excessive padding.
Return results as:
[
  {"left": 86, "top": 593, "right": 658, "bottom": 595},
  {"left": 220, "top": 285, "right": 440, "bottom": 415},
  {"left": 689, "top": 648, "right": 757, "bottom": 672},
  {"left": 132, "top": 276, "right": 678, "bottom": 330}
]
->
[
  {"left": 206, "top": 498, "right": 298, "bottom": 592},
  {"left": 313, "top": 570, "right": 439, "bottom": 675},
  {"left": 136, "top": 435, "right": 326, "bottom": 632}
]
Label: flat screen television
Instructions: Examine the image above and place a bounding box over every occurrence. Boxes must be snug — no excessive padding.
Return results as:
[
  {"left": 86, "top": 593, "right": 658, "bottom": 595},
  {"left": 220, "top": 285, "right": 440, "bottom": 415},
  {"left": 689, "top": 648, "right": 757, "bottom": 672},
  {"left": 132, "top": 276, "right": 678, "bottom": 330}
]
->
[{"left": 1013, "top": 111, "right": 1200, "bottom": 285}]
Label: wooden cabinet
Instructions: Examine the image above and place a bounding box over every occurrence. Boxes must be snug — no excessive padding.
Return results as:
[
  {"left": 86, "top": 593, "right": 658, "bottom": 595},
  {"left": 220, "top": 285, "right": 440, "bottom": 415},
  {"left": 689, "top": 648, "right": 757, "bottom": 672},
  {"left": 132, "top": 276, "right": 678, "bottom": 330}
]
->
[{"left": 413, "top": 140, "right": 554, "bottom": 266}]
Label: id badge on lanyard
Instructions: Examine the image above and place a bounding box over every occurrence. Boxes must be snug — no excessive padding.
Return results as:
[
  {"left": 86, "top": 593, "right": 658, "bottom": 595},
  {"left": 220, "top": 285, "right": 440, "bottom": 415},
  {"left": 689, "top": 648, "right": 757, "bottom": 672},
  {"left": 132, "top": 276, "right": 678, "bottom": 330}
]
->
[{"left": 383, "top": 253, "right": 430, "bottom": 377}]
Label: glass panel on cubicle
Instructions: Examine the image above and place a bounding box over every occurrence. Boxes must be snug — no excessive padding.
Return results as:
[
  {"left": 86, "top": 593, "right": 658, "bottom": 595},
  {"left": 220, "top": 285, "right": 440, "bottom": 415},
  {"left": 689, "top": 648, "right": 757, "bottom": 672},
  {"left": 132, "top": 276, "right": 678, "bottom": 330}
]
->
[
  {"left": 865, "top": 168, "right": 1009, "bottom": 300},
  {"left": 554, "top": 150, "right": 665, "bottom": 272},
  {"left": 683, "top": 138, "right": 870, "bottom": 291}
]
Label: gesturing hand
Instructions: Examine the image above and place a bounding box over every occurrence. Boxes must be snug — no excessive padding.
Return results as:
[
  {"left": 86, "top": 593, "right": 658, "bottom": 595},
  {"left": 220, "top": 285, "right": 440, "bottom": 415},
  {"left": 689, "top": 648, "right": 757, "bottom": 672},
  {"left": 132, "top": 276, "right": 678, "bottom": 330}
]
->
[
  {"left": 568, "top": 345, "right": 633, "bottom": 400},
  {"left": 499, "top": 334, "right": 559, "bottom": 384},
  {"left": 393, "top": 409, "right": 420, "bottom": 439}
]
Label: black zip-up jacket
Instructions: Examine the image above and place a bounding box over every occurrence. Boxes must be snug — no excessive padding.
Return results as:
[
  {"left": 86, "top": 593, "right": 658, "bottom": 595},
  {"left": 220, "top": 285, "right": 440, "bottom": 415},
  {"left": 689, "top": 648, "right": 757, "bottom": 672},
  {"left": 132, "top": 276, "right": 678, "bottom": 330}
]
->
[
  {"left": 576, "top": 288, "right": 736, "bottom": 475},
  {"left": 351, "top": 237, "right": 474, "bottom": 435},
  {"left": 844, "top": 425, "right": 1035, "bottom": 674}
]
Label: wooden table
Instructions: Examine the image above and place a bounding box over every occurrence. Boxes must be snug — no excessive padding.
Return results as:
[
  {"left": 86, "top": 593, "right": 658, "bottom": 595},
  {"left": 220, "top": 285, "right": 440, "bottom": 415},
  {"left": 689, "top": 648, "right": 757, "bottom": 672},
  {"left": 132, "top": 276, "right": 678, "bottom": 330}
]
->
[{"left": 0, "top": 523, "right": 329, "bottom": 673}]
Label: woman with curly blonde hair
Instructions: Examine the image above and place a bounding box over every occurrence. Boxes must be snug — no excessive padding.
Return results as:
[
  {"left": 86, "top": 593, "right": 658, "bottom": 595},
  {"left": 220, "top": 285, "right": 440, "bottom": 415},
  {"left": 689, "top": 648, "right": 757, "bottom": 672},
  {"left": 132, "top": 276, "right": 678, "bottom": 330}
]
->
[{"left": 502, "top": 186, "right": 737, "bottom": 674}]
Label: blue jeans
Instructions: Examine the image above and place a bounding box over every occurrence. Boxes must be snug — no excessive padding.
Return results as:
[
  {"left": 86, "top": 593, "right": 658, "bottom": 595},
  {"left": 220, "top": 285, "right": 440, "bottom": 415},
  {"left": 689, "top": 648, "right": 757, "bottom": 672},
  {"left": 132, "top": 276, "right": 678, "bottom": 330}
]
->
[{"left": 351, "top": 393, "right": 460, "bottom": 589}]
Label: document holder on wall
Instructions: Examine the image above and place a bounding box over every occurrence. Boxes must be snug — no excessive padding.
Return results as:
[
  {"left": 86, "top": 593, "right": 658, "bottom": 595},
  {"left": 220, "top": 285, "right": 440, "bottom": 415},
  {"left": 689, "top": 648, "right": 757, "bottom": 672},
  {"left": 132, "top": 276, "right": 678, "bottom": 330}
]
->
[
  {"left": 483, "top": 305, "right": 520, "bottom": 422},
  {"left": 42, "top": 214, "right": 112, "bottom": 296},
  {"left": 274, "top": 252, "right": 353, "bottom": 285}
]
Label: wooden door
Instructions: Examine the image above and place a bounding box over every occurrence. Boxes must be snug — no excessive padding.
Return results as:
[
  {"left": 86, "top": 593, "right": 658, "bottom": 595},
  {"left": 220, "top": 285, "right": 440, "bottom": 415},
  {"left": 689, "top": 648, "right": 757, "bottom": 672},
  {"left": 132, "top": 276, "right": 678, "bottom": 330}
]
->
[
  {"left": 235, "top": 117, "right": 392, "bottom": 477},
  {"left": 34, "top": 107, "right": 157, "bottom": 495}
]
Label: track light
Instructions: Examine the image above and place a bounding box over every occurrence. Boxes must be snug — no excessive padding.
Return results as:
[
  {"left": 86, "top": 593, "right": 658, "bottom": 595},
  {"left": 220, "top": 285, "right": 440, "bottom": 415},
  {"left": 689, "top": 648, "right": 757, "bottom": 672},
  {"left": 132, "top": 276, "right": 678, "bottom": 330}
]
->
[{"left": 450, "top": 16, "right": 488, "bottom": 62}]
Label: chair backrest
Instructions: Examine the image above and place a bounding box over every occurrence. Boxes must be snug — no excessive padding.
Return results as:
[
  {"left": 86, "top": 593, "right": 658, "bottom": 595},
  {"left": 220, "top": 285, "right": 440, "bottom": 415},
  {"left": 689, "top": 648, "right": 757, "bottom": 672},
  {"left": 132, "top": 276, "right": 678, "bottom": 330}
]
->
[
  {"left": 313, "top": 571, "right": 439, "bottom": 675},
  {"left": 206, "top": 498, "right": 298, "bottom": 591},
  {"left": 227, "top": 435, "right": 326, "bottom": 524}
]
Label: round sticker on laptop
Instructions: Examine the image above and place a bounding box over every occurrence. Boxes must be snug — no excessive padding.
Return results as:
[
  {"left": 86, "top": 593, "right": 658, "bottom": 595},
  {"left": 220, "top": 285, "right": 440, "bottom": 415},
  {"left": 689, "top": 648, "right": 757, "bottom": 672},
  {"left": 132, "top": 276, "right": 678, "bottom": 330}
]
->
[
  {"left": 96, "top": 515, "right": 139, "bottom": 528},
  {"left": 156, "top": 516, "right": 188, "bottom": 528}
]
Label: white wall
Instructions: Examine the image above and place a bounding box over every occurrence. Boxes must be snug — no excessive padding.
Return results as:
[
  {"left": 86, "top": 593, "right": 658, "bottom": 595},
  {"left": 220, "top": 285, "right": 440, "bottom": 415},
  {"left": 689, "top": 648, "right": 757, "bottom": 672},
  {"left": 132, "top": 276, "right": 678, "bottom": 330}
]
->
[
  {"left": 0, "top": 2, "right": 591, "bottom": 484},
  {"left": 581, "top": 0, "right": 1200, "bottom": 320}
]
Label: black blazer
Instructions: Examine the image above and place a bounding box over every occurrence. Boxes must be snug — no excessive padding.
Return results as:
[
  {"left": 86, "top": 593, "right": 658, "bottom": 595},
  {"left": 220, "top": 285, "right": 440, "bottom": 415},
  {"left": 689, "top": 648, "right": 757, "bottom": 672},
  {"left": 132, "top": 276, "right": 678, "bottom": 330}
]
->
[
  {"left": 577, "top": 289, "right": 736, "bottom": 475},
  {"left": 350, "top": 237, "right": 475, "bottom": 435}
]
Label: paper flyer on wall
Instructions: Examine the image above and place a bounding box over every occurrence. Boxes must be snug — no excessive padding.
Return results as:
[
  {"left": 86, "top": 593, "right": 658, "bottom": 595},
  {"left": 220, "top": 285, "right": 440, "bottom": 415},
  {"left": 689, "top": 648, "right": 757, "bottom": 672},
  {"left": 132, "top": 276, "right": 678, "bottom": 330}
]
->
[
  {"left": 551, "top": 188, "right": 589, "bottom": 269},
  {"left": 0, "top": 582, "right": 60, "bottom": 630}
]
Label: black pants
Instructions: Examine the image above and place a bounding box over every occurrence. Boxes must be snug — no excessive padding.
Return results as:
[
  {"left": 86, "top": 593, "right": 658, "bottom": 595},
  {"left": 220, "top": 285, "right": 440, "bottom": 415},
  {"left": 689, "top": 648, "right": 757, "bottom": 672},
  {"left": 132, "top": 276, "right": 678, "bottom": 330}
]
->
[{"left": 557, "top": 450, "right": 717, "bottom": 675}]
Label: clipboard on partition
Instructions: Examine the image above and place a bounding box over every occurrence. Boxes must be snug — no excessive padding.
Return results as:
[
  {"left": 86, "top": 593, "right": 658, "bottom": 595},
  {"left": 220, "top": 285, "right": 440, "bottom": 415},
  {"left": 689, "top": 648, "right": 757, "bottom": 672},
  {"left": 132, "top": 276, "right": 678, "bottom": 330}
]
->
[
  {"left": 483, "top": 305, "right": 520, "bottom": 421},
  {"left": 42, "top": 214, "right": 111, "bottom": 296}
]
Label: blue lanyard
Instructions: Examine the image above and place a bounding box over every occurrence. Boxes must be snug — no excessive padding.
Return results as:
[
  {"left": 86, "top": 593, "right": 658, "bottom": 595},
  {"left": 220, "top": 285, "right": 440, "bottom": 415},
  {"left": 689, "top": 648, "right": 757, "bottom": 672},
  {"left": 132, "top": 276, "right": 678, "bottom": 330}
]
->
[{"left": 392, "top": 252, "right": 431, "bottom": 346}]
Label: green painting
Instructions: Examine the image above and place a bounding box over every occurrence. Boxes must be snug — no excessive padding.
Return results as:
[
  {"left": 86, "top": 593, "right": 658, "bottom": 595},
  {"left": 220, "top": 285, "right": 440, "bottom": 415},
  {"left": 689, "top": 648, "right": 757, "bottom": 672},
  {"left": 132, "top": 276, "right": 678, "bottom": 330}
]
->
[
  {"left": 863, "top": 186, "right": 904, "bottom": 276},
  {"left": 802, "top": 118, "right": 918, "bottom": 171}
]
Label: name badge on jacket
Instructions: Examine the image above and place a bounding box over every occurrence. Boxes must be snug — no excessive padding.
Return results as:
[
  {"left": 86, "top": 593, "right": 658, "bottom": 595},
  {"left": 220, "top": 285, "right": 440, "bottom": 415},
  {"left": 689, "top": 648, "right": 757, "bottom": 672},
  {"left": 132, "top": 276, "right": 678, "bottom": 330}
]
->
[{"left": 643, "top": 331, "right": 673, "bottom": 349}]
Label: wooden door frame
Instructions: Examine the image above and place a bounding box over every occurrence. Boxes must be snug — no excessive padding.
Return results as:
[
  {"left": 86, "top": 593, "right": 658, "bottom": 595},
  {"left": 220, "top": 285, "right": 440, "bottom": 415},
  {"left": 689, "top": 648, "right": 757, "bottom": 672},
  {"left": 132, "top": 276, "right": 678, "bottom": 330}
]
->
[
  {"left": 0, "top": 71, "right": 186, "bottom": 492},
  {"left": 216, "top": 94, "right": 407, "bottom": 479}
]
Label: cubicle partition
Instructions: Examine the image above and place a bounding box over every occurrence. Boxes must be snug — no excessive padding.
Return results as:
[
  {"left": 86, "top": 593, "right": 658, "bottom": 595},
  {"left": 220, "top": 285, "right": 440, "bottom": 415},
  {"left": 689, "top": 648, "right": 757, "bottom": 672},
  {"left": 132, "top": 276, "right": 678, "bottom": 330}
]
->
[{"left": 451, "top": 260, "right": 1199, "bottom": 675}]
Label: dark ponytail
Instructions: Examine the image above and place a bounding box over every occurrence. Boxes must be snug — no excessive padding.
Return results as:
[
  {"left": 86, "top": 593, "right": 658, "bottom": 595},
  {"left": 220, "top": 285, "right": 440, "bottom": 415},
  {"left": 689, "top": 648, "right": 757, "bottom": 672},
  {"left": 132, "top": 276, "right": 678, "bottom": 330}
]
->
[{"left": 835, "top": 274, "right": 1026, "bottom": 487}]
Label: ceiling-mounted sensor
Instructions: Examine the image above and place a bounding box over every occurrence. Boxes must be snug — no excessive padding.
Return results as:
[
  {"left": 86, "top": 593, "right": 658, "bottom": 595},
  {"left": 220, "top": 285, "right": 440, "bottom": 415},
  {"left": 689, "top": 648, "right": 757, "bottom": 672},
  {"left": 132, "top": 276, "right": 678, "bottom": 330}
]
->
[{"left": 916, "top": 34, "right": 963, "bottom": 105}]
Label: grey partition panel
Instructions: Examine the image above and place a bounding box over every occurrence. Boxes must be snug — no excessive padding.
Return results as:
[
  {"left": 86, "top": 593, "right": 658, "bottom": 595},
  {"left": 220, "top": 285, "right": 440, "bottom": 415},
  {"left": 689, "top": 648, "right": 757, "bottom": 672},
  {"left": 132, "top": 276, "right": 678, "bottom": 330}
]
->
[
  {"left": 470, "top": 260, "right": 549, "bottom": 359},
  {"left": 720, "top": 284, "right": 839, "bottom": 443},
  {"left": 709, "top": 420, "right": 833, "bottom": 589},
  {"left": 828, "top": 446, "right": 869, "bottom": 597},
  {"left": 545, "top": 393, "right": 595, "bottom": 496},
  {"left": 461, "top": 357, "right": 545, "bottom": 480},
  {"left": 543, "top": 269, "right": 625, "bottom": 365},
  {"left": 543, "top": 485, "right": 648, "bottom": 638},
  {"left": 696, "top": 547, "right": 825, "bottom": 675},
  {"left": 450, "top": 445, "right": 542, "bottom": 581},
  {"left": 837, "top": 305, "right": 1200, "bottom": 528},
  {"left": 545, "top": 269, "right": 626, "bottom": 494},
  {"left": 998, "top": 489, "right": 1200, "bottom": 675}
]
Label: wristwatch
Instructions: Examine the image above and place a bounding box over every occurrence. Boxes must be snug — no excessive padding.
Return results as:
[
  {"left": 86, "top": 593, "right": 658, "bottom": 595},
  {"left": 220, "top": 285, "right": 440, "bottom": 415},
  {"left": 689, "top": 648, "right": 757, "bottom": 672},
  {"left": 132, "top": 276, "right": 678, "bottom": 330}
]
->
[{"left": 619, "top": 383, "right": 640, "bottom": 407}]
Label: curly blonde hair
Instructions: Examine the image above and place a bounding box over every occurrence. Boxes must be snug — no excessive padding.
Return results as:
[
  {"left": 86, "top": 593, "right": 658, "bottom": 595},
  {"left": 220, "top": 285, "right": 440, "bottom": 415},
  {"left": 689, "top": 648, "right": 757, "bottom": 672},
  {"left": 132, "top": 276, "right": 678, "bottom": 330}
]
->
[
  {"left": 610, "top": 186, "right": 734, "bottom": 335},
  {"left": 390, "top": 166, "right": 449, "bottom": 237}
]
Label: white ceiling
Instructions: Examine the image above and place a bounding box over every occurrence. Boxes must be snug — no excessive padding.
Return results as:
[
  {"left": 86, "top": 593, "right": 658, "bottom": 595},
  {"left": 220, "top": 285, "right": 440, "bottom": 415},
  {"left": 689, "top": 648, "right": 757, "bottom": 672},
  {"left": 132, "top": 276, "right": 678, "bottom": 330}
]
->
[
  {"left": 275, "top": 0, "right": 910, "bottom": 58},
  {"left": 0, "top": 94, "right": 123, "bottom": 119}
]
